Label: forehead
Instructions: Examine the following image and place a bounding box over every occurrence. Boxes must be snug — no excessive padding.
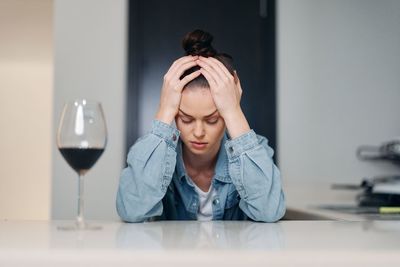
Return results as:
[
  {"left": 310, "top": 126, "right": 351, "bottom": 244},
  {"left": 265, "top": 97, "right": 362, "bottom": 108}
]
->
[{"left": 180, "top": 88, "right": 217, "bottom": 117}]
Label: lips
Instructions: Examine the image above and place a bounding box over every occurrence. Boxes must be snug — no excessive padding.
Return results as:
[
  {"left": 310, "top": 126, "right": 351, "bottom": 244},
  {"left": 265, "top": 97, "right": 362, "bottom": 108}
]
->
[
  {"left": 190, "top": 141, "right": 207, "bottom": 145},
  {"left": 190, "top": 141, "right": 208, "bottom": 150}
]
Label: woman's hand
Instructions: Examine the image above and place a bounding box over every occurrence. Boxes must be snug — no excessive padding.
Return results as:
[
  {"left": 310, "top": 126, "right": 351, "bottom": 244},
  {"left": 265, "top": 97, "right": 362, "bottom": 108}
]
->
[
  {"left": 156, "top": 56, "right": 201, "bottom": 124},
  {"left": 196, "top": 56, "right": 242, "bottom": 117},
  {"left": 197, "top": 56, "right": 250, "bottom": 138}
]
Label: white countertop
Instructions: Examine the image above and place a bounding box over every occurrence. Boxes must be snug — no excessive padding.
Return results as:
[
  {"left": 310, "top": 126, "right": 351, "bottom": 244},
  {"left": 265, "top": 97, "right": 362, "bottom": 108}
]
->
[{"left": 0, "top": 220, "right": 399, "bottom": 266}]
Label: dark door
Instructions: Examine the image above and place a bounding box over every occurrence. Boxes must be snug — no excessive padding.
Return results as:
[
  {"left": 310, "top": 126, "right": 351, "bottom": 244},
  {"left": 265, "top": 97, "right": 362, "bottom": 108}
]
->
[{"left": 127, "top": 0, "right": 277, "bottom": 160}]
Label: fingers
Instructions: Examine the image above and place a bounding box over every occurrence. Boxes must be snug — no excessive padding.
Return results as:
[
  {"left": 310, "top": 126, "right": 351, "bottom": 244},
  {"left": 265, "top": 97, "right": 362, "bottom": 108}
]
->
[
  {"left": 170, "top": 55, "right": 197, "bottom": 70},
  {"left": 200, "top": 67, "right": 217, "bottom": 88},
  {"left": 197, "top": 56, "right": 234, "bottom": 85},
  {"left": 173, "top": 60, "right": 198, "bottom": 79},
  {"left": 167, "top": 55, "right": 198, "bottom": 78},
  {"left": 196, "top": 58, "right": 222, "bottom": 85},
  {"left": 197, "top": 56, "right": 242, "bottom": 102},
  {"left": 164, "top": 55, "right": 240, "bottom": 96},
  {"left": 206, "top": 57, "right": 233, "bottom": 79},
  {"left": 178, "top": 69, "right": 202, "bottom": 89}
]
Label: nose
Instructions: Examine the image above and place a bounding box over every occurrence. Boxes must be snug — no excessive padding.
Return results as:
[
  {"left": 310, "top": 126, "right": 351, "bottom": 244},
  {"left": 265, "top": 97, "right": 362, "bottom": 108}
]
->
[{"left": 193, "top": 121, "right": 205, "bottom": 139}]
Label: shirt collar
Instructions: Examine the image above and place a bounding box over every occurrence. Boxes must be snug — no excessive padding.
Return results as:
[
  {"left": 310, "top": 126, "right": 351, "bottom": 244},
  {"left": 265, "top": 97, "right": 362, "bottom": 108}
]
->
[{"left": 176, "top": 133, "right": 231, "bottom": 184}]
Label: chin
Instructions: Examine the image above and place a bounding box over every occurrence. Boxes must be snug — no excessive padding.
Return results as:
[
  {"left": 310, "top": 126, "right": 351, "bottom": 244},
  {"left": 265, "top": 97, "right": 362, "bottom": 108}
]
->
[{"left": 188, "top": 147, "right": 210, "bottom": 155}]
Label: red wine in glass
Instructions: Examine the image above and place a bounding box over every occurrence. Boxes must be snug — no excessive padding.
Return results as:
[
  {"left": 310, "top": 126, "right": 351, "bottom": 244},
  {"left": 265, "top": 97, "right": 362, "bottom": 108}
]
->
[
  {"left": 59, "top": 148, "right": 104, "bottom": 175},
  {"left": 57, "top": 99, "right": 107, "bottom": 230}
]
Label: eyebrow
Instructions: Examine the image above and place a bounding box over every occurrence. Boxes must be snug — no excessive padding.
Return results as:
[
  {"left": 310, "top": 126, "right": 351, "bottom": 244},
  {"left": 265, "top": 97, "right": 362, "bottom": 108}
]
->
[{"left": 178, "top": 109, "right": 218, "bottom": 118}]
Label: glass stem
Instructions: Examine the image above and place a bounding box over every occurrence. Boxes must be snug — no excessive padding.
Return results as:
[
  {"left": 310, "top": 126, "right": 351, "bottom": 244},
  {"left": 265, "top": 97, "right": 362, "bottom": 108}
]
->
[{"left": 76, "top": 174, "right": 85, "bottom": 228}]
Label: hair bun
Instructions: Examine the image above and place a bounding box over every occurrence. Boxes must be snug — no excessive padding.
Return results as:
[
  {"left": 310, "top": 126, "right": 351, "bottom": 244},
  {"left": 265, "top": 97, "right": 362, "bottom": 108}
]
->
[{"left": 182, "top": 29, "right": 217, "bottom": 57}]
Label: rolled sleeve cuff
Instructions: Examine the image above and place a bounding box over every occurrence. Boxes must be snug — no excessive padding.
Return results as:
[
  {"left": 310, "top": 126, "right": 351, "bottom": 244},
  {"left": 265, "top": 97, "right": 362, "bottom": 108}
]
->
[
  {"left": 225, "top": 130, "right": 259, "bottom": 160},
  {"left": 151, "top": 120, "right": 180, "bottom": 148}
]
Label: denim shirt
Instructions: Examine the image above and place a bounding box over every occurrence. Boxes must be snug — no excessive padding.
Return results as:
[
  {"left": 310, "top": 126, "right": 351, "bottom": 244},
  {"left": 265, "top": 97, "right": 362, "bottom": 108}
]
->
[{"left": 117, "top": 120, "right": 286, "bottom": 222}]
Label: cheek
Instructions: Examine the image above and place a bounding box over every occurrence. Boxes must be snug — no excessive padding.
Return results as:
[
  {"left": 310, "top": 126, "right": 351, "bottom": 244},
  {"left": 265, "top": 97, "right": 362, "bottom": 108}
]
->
[
  {"left": 208, "top": 122, "right": 226, "bottom": 140},
  {"left": 175, "top": 118, "right": 184, "bottom": 130},
  {"left": 176, "top": 121, "right": 190, "bottom": 138}
]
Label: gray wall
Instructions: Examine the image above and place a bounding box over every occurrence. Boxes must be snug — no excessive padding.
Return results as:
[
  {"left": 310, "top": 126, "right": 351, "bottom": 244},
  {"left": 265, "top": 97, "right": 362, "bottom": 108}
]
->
[
  {"left": 278, "top": 0, "right": 400, "bottom": 186},
  {"left": 52, "top": 0, "right": 127, "bottom": 219}
]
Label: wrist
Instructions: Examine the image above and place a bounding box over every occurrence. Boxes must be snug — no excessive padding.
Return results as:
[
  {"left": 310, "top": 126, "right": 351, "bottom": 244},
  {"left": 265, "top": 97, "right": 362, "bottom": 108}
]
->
[
  {"left": 155, "top": 108, "right": 176, "bottom": 125},
  {"left": 223, "top": 108, "right": 250, "bottom": 139},
  {"left": 222, "top": 107, "right": 244, "bottom": 125}
]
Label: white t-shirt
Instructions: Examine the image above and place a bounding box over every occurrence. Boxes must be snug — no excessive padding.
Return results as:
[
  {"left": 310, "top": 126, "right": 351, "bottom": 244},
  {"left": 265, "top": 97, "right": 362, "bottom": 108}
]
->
[{"left": 191, "top": 182, "right": 217, "bottom": 221}]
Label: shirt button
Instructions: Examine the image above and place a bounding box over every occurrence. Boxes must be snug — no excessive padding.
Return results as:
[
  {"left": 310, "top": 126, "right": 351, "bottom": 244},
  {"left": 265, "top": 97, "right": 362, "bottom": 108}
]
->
[
  {"left": 212, "top": 199, "right": 220, "bottom": 205},
  {"left": 229, "top": 147, "right": 234, "bottom": 153},
  {"left": 172, "top": 134, "right": 177, "bottom": 141}
]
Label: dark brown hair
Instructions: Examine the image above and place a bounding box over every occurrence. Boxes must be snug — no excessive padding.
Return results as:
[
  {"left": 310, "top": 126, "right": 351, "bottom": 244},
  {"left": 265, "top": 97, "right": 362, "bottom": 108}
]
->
[{"left": 181, "top": 29, "right": 235, "bottom": 88}]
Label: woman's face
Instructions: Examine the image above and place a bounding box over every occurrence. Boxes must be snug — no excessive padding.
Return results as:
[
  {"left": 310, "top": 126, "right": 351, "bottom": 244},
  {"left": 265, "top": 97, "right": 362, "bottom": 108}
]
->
[{"left": 176, "top": 87, "right": 225, "bottom": 157}]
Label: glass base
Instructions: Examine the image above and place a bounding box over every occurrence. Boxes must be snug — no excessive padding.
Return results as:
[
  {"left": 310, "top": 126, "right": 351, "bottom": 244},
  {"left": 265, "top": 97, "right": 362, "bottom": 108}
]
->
[{"left": 57, "top": 221, "right": 102, "bottom": 231}]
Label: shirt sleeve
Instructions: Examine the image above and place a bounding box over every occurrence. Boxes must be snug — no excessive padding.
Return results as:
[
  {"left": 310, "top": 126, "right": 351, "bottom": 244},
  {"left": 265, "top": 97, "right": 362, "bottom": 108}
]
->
[
  {"left": 116, "top": 120, "right": 180, "bottom": 222},
  {"left": 225, "top": 130, "right": 286, "bottom": 222}
]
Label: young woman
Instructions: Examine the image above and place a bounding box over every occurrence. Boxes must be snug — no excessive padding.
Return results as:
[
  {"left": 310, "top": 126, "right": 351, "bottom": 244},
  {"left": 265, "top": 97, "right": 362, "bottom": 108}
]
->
[{"left": 117, "top": 30, "right": 285, "bottom": 222}]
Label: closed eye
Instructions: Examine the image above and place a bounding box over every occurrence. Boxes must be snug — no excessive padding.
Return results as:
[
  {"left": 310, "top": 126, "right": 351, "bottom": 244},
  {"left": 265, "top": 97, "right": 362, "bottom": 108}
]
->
[
  {"left": 207, "top": 117, "right": 219, "bottom": 124},
  {"left": 179, "top": 114, "right": 219, "bottom": 125},
  {"left": 180, "top": 117, "right": 193, "bottom": 124},
  {"left": 206, "top": 118, "right": 219, "bottom": 124}
]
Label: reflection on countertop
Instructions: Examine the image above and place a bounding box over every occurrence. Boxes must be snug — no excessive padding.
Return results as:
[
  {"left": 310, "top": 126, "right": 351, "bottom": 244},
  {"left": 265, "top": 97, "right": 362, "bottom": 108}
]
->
[
  {"left": 0, "top": 220, "right": 400, "bottom": 266},
  {"left": 0, "top": 220, "right": 399, "bottom": 251},
  {"left": 116, "top": 221, "right": 284, "bottom": 250}
]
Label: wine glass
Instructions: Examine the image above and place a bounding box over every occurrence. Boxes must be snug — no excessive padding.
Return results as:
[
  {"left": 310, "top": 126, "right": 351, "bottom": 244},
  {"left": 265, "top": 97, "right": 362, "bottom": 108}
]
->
[{"left": 57, "top": 99, "right": 107, "bottom": 230}]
